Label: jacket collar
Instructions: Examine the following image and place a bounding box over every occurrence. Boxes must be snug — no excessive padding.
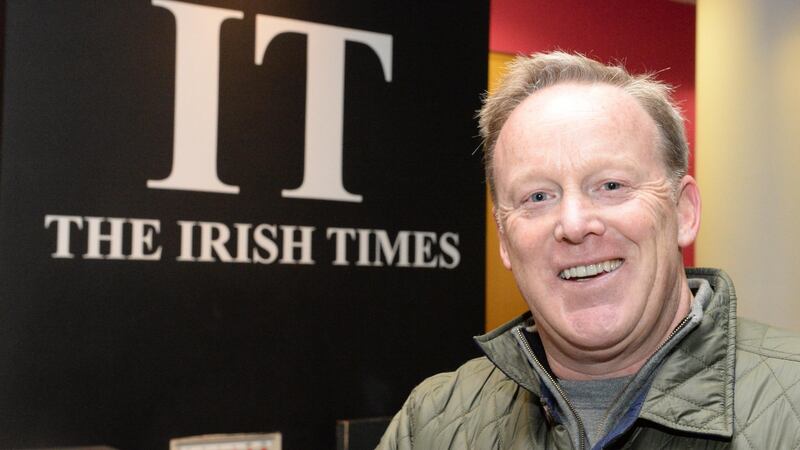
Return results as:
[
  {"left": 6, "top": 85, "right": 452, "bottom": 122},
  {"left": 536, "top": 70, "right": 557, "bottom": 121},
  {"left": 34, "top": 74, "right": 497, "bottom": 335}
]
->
[
  {"left": 639, "top": 268, "right": 736, "bottom": 438},
  {"left": 474, "top": 310, "right": 541, "bottom": 396},
  {"left": 474, "top": 267, "right": 737, "bottom": 438}
]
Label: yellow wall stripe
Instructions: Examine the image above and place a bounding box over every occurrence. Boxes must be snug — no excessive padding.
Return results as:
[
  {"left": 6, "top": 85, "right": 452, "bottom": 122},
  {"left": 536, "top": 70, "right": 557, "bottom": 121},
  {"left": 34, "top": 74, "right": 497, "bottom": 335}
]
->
[{"left": 485, "top": 51, "right": 528, "bottom": 331}]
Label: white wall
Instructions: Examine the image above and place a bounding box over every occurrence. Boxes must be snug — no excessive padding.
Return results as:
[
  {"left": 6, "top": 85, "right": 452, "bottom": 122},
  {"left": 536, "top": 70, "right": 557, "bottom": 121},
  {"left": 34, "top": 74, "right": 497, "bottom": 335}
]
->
[{"left": 697, "top": 0, "right": 800, "bottom": 330}]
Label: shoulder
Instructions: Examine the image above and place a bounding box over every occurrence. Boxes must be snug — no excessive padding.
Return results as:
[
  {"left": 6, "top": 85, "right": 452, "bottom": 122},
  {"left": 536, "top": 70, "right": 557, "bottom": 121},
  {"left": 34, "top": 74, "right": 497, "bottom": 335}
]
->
[
  {"left": 733, "top": 318, "right": 800, "bottom": 448},
  {"left": 406, "top": 357, "right": 520, "bottom": 420},
  {"left": 380, "top": 357, "right": 531, "bottom": 449},
  {"left": 736, "top": 317, "right": 800, "bottom": 362},
  {"left": 735, "top": 318, "right": 800, "bottom": 394}
]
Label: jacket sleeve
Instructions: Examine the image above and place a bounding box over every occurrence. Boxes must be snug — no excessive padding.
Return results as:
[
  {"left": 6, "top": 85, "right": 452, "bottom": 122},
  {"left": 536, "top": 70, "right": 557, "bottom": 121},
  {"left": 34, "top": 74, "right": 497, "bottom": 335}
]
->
[
  {"left": 376, "top": 372, "right": 451, "bottom": 450},
  {"left": 375, "top": 394, "right": 415, "bottom": 450},
  {"left": 375, "top": 359, "right": 494, "bottom": 449}
]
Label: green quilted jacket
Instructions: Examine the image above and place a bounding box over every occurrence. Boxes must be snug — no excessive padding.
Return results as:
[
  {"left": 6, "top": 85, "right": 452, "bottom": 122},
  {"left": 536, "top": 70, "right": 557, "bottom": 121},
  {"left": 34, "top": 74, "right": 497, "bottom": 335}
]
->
[{"left": 378, "top": 268, "right": 800, "bottom": 449}]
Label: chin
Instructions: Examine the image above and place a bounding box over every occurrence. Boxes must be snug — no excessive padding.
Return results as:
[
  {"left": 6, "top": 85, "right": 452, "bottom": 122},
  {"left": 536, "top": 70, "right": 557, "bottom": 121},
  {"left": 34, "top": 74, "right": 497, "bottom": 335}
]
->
[
  {"left": 568, "top": 329, "right": 628, "bottom": 352},
  {"left": 563, "top": 311, "right": 632, "bottom": 350}
]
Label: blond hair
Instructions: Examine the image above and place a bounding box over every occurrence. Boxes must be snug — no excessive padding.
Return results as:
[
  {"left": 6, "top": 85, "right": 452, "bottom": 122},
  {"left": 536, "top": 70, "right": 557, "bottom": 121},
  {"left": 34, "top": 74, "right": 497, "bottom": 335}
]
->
[{"left": 478, "top": 51, "right": 688, "bottom": 199}]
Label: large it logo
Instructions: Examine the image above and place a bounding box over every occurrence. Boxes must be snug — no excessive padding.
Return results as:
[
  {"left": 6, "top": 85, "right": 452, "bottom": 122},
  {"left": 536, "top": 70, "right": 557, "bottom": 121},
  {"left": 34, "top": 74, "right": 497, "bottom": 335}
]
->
[{"left": 148, "top": 0, "right": 393, "bottom": 202}]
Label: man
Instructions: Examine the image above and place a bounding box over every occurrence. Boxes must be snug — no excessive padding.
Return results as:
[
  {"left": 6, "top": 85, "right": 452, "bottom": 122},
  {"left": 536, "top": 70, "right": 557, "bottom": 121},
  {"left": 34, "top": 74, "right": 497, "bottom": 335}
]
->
[{"left": 378, "top": 52, "right": 800, "bottom": 449}]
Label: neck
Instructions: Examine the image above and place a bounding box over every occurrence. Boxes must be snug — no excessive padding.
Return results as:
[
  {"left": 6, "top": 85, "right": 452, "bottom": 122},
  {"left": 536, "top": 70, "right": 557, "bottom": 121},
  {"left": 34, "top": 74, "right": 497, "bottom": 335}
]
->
[{"left": 542, "top": 281, "right": 694, "bottom": 381}]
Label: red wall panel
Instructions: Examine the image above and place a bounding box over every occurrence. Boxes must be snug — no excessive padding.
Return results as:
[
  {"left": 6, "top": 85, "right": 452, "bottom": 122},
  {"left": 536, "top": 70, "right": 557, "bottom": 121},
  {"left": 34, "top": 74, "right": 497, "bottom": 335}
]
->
[{"left": 489, "top": 0, "right": 696, "bottom": 264}]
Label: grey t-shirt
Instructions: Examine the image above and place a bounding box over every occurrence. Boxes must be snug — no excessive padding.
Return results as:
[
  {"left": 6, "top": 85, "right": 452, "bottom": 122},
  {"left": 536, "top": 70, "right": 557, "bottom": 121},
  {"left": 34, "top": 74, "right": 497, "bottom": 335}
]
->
[{"left": 559, "top": 375, "right": 633, "bottom": 447}]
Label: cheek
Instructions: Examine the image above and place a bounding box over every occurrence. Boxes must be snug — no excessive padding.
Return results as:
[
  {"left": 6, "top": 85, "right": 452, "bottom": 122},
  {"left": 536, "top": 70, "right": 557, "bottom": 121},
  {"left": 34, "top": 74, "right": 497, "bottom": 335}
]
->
[
  {"left": 606, "top": 197, "right": 674, "bottom": 241},
  {"left": 503, "top": 216, "right": 554, "bottom": 259},
  {"left": 504, "top": 215, "right": 552, "bottom": 248}
]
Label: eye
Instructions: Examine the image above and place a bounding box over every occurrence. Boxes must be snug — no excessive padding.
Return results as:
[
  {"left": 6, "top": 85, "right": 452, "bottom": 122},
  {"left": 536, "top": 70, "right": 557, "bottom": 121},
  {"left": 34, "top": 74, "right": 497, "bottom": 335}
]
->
[
  {"left": 602, "top": 181, "right": 622, "bottom": 191},
  {"left": 529, "top": 191, "right": 549, "bottom": 203}
]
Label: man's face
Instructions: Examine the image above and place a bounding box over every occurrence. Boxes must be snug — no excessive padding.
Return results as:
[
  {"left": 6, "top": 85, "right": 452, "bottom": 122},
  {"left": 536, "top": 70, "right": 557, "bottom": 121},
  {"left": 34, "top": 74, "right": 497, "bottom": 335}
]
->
[{"left": 493, "top": 83, "right": 699, "bottom": 358}]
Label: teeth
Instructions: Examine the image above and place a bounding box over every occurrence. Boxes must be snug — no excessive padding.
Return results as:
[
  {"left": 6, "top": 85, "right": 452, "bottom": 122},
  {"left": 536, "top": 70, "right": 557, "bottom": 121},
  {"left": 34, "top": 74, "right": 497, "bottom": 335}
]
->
[{"left": 559, "top": 259, "right": 622, "bottom": 280}]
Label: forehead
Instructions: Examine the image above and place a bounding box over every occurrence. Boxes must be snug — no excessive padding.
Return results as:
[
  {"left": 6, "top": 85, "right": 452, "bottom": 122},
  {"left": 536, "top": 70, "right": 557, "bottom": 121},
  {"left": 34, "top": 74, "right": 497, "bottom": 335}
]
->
[{"left": 494, "top": 82, "right": 662, "bottom": 177}]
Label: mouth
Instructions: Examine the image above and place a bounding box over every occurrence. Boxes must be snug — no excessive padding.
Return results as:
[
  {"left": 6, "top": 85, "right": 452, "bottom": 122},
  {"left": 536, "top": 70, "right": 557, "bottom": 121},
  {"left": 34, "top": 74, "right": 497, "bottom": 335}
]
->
[{"left": 559, "top": 259, "right": 623, "bottom": 281}]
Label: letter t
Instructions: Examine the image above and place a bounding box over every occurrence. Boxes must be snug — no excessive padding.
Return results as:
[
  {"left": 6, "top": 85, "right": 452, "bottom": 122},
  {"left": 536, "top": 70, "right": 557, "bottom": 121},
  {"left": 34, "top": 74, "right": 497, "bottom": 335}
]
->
[{"left": 255, "top": 16, "right": 393, "bottom": 202}]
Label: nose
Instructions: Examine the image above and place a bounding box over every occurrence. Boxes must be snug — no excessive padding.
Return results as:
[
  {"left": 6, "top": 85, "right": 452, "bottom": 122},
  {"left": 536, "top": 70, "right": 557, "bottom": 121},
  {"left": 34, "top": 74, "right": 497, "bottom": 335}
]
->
[{"left": 553, "top": 193, "right": 606, "bottom": 244}]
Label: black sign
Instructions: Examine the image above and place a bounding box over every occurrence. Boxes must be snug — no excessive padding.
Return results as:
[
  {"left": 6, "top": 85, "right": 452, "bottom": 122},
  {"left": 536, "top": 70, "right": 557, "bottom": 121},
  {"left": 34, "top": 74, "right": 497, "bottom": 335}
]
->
[{"left": 0, "top": 0, "right": 488, "bottom": 448}]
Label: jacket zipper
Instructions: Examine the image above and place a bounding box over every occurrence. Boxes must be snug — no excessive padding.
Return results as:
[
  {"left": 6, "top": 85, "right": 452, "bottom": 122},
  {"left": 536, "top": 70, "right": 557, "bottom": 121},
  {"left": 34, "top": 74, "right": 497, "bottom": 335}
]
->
[
  {"left": 515, "top": 328, "right": 586, "bottom": 450},
  {"left": 653, "top": 315, "right": 693, "bottom": 355},
  {"left": 595, "top": 314, "right": 694, "bottom": 448}
]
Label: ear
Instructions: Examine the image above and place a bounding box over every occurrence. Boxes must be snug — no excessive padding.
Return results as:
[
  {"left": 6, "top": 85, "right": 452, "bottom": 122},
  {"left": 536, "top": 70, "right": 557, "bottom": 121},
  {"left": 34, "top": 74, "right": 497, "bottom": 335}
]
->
[
  {"left": 676, "top": 175, "right": 701, "bottom": 248},
  {"left": 494, "top": 206, "right": 513, "bottom": 270}
]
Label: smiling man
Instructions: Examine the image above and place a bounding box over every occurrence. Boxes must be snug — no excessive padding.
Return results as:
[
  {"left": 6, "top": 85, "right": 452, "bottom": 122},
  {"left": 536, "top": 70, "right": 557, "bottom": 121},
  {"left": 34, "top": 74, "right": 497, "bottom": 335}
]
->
[{"left": 378, "top": 52, "right": 800, "bottom": 449}]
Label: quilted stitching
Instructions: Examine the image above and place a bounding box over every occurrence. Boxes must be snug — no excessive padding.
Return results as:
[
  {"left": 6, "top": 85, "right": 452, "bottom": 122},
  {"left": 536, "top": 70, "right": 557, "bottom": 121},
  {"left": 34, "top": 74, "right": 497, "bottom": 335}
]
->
[
  {"left": 646, "top": 385, "right": 727, "bottom": 429},
  {"left": 414, "top": 362, "right": 487, "bottom": 436},
  {"left": 733, "top": 343, "right": 800, "bottom": 449},
  {"left": 762, "top": 360, "right": 800, "bottom": 448},
  {"left": 732, "top": 413, "right": 757, "bottom": 450},
  {"left": 735, "top": 354, "right": 769, "bottom": 382},
  {"left": 648, "top": 376, "right": 726, "bottom": 426}
]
